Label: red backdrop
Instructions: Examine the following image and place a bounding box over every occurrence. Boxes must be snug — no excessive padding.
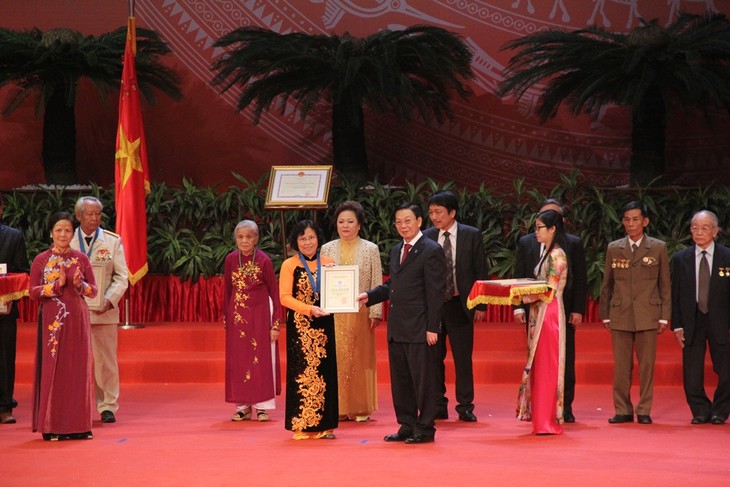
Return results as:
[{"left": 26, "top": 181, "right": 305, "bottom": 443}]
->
[{"left": 1, "top": 0, "right": 728, "bottom": 192}]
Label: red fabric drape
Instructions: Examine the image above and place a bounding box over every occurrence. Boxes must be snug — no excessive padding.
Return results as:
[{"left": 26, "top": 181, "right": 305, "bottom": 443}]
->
[
  {"left": 16, "top": 275, "right": 600, "bottom": 323},
  {"left": 18, "top": 275, "right": 224, "bottom": 323}
]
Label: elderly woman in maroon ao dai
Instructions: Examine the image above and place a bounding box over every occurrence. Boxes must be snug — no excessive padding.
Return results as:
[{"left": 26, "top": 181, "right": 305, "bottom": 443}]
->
[{"left": 223, "top": 220, "right": 283, "bottom": 422}]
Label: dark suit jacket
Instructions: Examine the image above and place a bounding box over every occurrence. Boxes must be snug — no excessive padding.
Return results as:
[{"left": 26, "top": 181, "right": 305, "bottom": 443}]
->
[
  {"left": 0, "top": 221, "right": 28, "bottom": 321},
  {"left": 366, "top": 234, "right": 446, "bottom": 343},
  {"left": 671, "top": 243, "right": 730, "bottom": 346},
  {"left": 423, "top": 223, "right": 489, "bottom": 320},
  {"left": 514, "top": 232, "right": 587, "bottom": 317}
]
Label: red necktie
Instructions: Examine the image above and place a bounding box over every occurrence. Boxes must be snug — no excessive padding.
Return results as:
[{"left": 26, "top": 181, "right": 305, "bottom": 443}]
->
[{"left": 400, "top": 243, "right": 412, "bottom": 266}]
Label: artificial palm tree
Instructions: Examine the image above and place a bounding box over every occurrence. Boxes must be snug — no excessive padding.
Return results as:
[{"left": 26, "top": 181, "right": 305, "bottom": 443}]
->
[
  {"left": 498, "top": 12, "right": 730, "bottom": 186},
  {"left": 210, "top": 25, "right": 473, "bottom": 180},
  {"left": 0, "top": 26, "right": 182, "bottom": 184}
]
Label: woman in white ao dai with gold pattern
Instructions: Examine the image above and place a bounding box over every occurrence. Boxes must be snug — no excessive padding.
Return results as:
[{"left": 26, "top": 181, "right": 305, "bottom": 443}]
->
[{"left": 321, "top": 201, "right": 383, "bottom": 421}]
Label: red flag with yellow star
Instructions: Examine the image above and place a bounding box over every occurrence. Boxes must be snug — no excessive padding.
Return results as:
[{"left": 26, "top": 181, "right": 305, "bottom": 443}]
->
[{"left": 115, "top": 16, "right": 149, "bottom": 285}]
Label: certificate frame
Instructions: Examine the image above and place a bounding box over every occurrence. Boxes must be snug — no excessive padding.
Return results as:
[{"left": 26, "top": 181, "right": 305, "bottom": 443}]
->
[
  {"left": 265, "top": 165, "right": 333, "bottom": 208},
  {"left": 320, "top": 265, "right": 359, "bottom": 313},
  {"left": 85, "top": 264, "right": 105, "bottom": 309}
]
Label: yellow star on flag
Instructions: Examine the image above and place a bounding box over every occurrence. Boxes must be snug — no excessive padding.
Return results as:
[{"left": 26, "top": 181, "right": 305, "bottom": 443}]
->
[{"left": 115, "top": 124, "right": 142, "bottom": 187}]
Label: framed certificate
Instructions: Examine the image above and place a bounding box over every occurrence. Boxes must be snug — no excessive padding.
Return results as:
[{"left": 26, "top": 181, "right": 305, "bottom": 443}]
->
[
  {"left": 85, "top": 264, "right": 105, "bottom": 309},
  {"left": 265, "top": 165, "right": 332, "bottom": 208},
  {"left": 321, "top": 265, "right": 359, "bottom": 313}
]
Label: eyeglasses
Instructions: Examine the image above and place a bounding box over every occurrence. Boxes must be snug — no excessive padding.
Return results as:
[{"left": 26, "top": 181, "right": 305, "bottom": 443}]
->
[
  {"left": 394, "top": 218, "right": 416, "bottom": 227},
  {"left": 535, "top": 224, "right": 547, "bottom": 231},
  {"left": 690, "top": 225, "right": 716, "bottom": 233}
]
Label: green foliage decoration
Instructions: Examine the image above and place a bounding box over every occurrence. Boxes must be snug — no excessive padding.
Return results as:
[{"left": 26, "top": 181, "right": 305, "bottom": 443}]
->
[{"left": 5, "top": 172, "right": 730, "bottom": 297}]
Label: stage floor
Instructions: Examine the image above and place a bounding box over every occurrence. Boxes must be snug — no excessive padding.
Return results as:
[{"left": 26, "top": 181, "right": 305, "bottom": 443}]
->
[{"left": 4, "top": 383, "right": 728, "bottom": 486}]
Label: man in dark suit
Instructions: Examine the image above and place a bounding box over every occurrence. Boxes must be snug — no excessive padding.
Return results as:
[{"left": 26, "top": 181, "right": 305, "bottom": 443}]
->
[
  {"left": 424, "top": 190, "right": 488, "bottom": 422},
  {"left": 359, "top": 202, "right": 446, "bottom": 444},
  {"left": 0, "top": 192, "right": 28, "bottom": 425},
  {"left": 514, "top": 198, "right": 587, "bottom": 423},
  {"left": 600, "top": 201, "right": 671, "bottom": 425},
  {"left": 671, "top": 210, "right": 730, "bottom": 425}
]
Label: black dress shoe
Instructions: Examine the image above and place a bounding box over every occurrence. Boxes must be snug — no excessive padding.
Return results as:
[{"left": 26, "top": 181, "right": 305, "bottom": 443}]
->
[
  {"left": 710, "top": 415, "right": 726, "bottom": 425},
  {"left": 637, "top": 415, "right": 652, "bottom": 424},
  {"left": 458, "top": 411, "right": 477, "bottom": 422},
  {"left": 691, "top": 415, "right": 709, "bottom": 424},
  {"left": 384, "top": 432, "right": 411, "bottom": 442},
  {"left": 101, "top": 410, "right": 116, "bottom": 423},
  {"left": 563, "top": 412, "right": 575, "bottom": 423},
  {"left": 0, "top": 411, "right": 16, "bottom": 424},
  {"left": 405, "top": 434, "right": 434, "bottom": 444},
  {"left": 608, "top": 414, "right": 633, "bottom": 424},
  {"left": 434, "top": 409, "right": 448, "bottom": 420}
]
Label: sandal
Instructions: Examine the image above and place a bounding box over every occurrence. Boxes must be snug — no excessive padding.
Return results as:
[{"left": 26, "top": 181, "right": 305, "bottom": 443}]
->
[
  {"left": 292, "top": 431, "right": 313, "bottom": 440},
  {"left": 256, "top": 410, "right": 269, "bottom": 422},
  {"left": 231, "top": 407, "right": 252, "bottom": 421},
  {"left": 316, "top": 430, "right": 336, "bottom": 439}
]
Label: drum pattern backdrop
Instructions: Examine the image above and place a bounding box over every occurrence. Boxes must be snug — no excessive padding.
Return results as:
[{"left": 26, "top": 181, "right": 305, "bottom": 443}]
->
[{"left": 2, "top": 1, "right": 728, "bottom": 190}]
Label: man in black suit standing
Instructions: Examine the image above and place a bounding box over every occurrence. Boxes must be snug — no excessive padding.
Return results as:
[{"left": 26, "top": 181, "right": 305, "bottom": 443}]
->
[
  {"left": 424, "top": 190, "right": 488, "bottom": 422},
  {"left": 671, "top": 210, "right": 730, "bottom": 425},
  {"left": 514, "top": 198, "right": 587, "bottom": 423},
  {"left": 0, "top": 192, "right": 28, "bottom": 425},
  {"left": 359, "top": 202, "right": 446, "bottom": 444}
]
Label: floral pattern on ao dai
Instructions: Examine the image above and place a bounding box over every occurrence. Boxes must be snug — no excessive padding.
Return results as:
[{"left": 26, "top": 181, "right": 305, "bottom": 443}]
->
[
  {"left": 516, "top": 246, "right": 566, "bottom": 435},
  {"left": 279, "top": 254, "right": 338, "bottom": 433},
  {"left": 29, "top": 246, "right": 97, "bottom": 435},
  {"left": 223, "top": 249, "right": 282, "bottom": 405}
]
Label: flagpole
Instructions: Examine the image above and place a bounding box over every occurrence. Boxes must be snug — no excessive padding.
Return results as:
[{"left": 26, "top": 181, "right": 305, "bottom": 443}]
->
[
  {"left": 120, "top": 288, "right": 144, "bottom": 329},
  {"left": 116, "top": 1, "right": 146, "bottom": 330},
  {"left": 118, "top": 10, "right": 143, "bottom": 330}
]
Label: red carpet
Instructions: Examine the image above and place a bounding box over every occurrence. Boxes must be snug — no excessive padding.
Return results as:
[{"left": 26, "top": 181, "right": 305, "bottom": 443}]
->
[
  {"left": 6, "top": 321, "right": 728, "bottom": 486},
  {"left": 3, "top": 383, "right": 729, "bottom": 486}
]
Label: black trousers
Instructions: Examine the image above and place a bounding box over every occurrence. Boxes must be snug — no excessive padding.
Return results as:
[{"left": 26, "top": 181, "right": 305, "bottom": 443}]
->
[
  {"left": 389, "top": 340, "right": 439, "bottom": 437},
  {"left": 564, "top": 322, "right": 576, "bottom": 414},
  {"left": 435, "top": 297, "right": 475, "bottom": 414},
  {"left": 683, "top": 310, "right": 730, "bottom": 419},
  {"left": 0, "top": 316, "right": 18, "bottom": 413}
]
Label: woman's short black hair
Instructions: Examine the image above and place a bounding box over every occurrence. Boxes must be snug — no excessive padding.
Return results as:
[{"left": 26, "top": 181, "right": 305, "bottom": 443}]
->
[
  {"left": 333, "top": 200, "right": 365, "bottom": 226},
  {"left": 47, "top": 211, "right": 73, "bottom": 234},
  {"left": 288, "top": 219, "right": 325, "bottom": 252}
]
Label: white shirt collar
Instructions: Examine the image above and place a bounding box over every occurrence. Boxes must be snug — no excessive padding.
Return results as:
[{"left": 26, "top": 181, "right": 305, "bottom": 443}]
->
[
  {"left": 405, "top": 231, "right": 423, "bottom": 246},
  {"left": 696, "top": 241, "right": 715, "bottom": 257},
  {"left": 439, "top": 221, "right": 458, "bottom": 238}
]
